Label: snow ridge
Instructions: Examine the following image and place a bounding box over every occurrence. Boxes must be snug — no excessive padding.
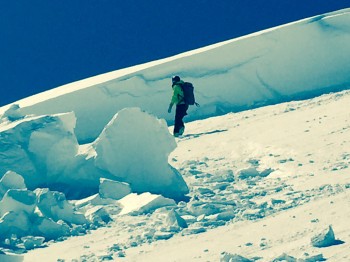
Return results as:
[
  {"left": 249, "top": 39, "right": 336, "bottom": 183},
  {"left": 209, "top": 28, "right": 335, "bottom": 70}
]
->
[{"left": 1, "top": 9, "right": 349, "bottom": 143}]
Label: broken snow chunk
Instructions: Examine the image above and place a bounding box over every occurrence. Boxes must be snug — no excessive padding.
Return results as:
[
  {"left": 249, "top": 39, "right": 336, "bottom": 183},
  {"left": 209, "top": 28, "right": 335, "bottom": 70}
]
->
[
  {"left": 165, "top": 209, "right": 188, "bottom": 230},
  {"left": 181, "top": 226, "right": 206, "bottom": 235},
  {"left": 98, "top": 254, "right": 114, "bottom": 261},
  {"left": 74, "top": 193, "right": 122, "bottom": 216},
  {"left": 188, "top": 202, "right": 221, "bottom": 216},
  {"left": 0, "top": 189, "right": 36, "bottom": 217},
  {"left": 237, "top": 167, "right": 259, "bottom": 179},
  {"left": 197, "top": 214, "right": 206, "bottom": 222},
  {"left": 0, "top": 171, "right": 27, "bottom": 200},
  {"left": 35, "top": 188, "right": 88, "bottom": 225},
  {"left": 93, "top": 108, "right": 188, "bottom": 200},
  {"left": 0, "top": 112, "right": 80, "bottom": 193},
  {"left": 21, "top": 236, "right": 45, "bottom": 250},
  {"left": 32, "top": 216, "right": 70, "bottom": 240},
  {"left": 2, "top": 104, "right": 24, "bottom": 121},
  {"left": 311, "top": 225, "right": 338, "bottom": 248},
  {"left": 220, "top": 252, "right": 253, "bottom": 262},
  {"left": 271, "top": 198, "right": 287, "bottom": 205},
  {"left": 0, "top": 211, "right": 31, "bottom": 240},
  {"left": 211, "top": 211, "right": 235, "bottom": 222},
  {"left": 302, "top": 253, "right": 326, "bottom": 262},
  {"left": 198, "top": 187, "right": 215, "bottom": 196},
  {"left": 212, "top": 182, "right": 230, "bottom": 190},
  {"left": 108, "top": 244, "right": 122, "bottom": 252},
  {"left": 242, "top": 208, "right": 264, "bottom": 220},
  {"left": 208, "top": 170, "right": 235, "bottom": 183},
  {"left": 154, "top": 231, "right": 174, "bottom": 240},
  {"left": 247, "top": 158, "right": 260, "bottom": 166},
  {"left": 142, "top": 229, "right": 156, "bottom": 239},
  {"left": 272, "top": 253, "right": 297, "bottom": 262},
  {"left": 118, "top": 193, "right": 176, "bottom": 215},
  {"left": 85, "top": 206, "right": 112, "bottom": 225},
  {"left": 70, "top": 224, "right": 87, "bottom": 236},
  {"left": 237, "top": 167, "right": 273, "bottom": 179},
  {"left": 99, "top": 178, "right": 131, "bottom": 200},
  {"left": 75, "top": 193, "right": 118, "bottom": 208},
  {"left": 181, "top": 215, "right": 197, "bottom": 223},
  {"left": 116, "top": 251, "right": 126, "bottom": 257},
  {"left": 74, "top": 194, "right": 101, "bottom": 209}
]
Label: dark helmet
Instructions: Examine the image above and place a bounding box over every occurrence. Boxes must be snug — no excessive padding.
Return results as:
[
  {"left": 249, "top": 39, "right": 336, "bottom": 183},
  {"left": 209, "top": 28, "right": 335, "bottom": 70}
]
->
[{"left": 172, "top": 75, "right": 180, "bottom": 83}]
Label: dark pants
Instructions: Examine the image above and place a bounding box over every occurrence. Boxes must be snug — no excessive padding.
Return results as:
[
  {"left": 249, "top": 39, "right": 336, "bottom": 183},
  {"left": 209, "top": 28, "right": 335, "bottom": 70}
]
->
[{"left": 174, "top": 104, "right": 189, "bottom": 135}]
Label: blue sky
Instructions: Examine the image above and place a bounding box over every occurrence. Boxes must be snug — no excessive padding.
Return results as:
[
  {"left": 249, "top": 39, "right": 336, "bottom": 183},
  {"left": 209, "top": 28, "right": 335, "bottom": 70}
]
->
[{"left": 0, "top": 1, "right": 348, "bottom": 106}]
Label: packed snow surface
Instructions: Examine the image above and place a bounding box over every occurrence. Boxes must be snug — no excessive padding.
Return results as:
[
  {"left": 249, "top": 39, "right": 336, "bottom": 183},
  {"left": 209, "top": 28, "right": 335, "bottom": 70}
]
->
[{"left": 0, "top": 7, "right": 349, "bottom": 262}]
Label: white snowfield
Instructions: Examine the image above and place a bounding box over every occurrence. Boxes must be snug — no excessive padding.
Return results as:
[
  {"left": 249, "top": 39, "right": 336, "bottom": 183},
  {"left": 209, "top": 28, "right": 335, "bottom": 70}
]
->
[{"left": 0, "top": 7, "right": 349, "bottom": 262}]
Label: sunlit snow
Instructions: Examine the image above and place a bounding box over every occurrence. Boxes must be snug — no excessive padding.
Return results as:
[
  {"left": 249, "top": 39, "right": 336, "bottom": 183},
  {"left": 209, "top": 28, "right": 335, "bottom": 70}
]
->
[{"left": 0, "top": 8, "right": 349, "bottom": 262}]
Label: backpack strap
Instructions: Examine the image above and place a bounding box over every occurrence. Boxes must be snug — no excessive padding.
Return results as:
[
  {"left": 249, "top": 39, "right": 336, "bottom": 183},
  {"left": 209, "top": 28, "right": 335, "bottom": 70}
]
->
[{"left": 174, "top": 82, "right": 185, "bottom": 104}]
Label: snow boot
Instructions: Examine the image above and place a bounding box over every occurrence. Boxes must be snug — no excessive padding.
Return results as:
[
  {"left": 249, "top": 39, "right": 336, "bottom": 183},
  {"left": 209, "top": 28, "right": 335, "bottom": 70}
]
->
[{"left": 179, "top": 127, "right": 185, "bottom": 136}]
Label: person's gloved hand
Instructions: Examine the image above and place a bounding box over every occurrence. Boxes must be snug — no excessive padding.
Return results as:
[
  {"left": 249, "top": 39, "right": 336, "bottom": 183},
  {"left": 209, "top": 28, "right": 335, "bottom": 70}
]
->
[{"left": 168, "top": 104, "right": 173, "bottom": 113}]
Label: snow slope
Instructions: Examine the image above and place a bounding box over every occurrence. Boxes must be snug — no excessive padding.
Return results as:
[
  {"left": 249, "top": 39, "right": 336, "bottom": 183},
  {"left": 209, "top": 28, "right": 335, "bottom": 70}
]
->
[
  {"left": 0, "top": 7, "right": 349, "bottom": 262},
  {"left": 1, "top": 8, "right": 349, "bottom": 143},
  {"left": 23, "top": 89, "right": 350, "bottom": 261}
]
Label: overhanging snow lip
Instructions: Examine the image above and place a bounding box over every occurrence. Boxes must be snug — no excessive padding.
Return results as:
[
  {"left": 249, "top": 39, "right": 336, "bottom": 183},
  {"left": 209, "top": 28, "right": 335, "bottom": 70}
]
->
[{"left": 2, "top": 8, "right": 349, "bottom": 113}]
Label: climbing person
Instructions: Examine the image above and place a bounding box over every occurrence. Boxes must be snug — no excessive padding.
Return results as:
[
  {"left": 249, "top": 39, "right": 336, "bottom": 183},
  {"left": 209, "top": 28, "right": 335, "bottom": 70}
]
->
[{"left": 168, "top": 75, "right": 189, "bottom": 137}]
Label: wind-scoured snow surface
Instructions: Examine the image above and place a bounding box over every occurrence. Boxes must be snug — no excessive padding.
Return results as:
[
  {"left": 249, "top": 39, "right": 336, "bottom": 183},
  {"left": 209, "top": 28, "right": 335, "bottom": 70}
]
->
[
  {"left": 0, "top": 8, "right": 349, "bottom": 262},
  {"left": 1, "top": 9, "right": 349, "bottom": 143}
]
